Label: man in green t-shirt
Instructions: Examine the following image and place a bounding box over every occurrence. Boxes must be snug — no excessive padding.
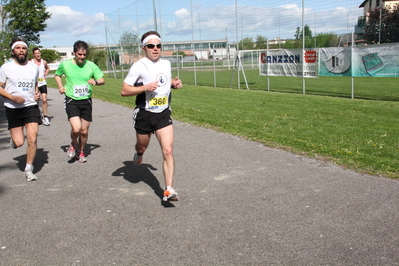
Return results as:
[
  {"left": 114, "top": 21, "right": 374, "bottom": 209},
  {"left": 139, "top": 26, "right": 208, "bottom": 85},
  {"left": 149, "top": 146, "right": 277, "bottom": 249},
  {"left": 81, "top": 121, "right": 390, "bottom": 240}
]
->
[{"left": 55, "top": 40, "right": 105, "bottom": 163}]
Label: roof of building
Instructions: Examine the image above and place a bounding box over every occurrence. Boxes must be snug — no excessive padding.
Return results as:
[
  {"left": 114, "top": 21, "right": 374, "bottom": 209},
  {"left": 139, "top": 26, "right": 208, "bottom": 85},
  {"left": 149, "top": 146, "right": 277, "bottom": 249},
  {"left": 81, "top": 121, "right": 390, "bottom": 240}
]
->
[{"left": 359, "top": 0, "right": 397, "bottom": 7}]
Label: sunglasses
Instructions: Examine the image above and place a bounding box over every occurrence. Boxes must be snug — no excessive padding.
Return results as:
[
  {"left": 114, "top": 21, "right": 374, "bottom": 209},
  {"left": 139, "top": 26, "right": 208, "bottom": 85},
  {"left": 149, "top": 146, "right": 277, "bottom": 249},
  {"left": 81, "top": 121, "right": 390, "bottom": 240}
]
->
[{"left": 145, "top": 43, "right": 162, "bottom": 49}]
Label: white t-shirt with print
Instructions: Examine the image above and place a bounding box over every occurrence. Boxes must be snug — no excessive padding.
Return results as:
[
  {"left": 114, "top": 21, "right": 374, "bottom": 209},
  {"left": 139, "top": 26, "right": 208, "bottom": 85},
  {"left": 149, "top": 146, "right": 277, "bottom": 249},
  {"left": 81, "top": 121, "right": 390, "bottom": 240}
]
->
[
  {"left": 0, "top": 60, "right": 38, "bottom": 109},
  {"left": 124, "top": 57, "right": 172, "bottom": 113}
]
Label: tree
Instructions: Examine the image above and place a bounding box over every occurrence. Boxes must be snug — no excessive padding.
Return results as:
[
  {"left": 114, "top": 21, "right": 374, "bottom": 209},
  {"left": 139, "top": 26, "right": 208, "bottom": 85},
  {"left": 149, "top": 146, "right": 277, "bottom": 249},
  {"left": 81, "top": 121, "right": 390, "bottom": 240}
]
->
[
  {"left": 364, "top": 5, "right": 399, "bottom": 44},
  {"left": 119, "top": 31, "right": 140, "bottom": 64},
  {"left": 255, "top": 35, "right": 267, "bottom": 49},
  {"left": 40, "top": 49, "right": 61, "bottom": 63},
  {"left": 292, "top": 25, "right": 313, "bottom": 48},
  {"left": 172, "top": 51, "right": 186, "bottom": 58},
  {"left": 0, "top": 31, "right": 13, "bottom": 62},
  {"left": 3, "top": 0, "right": 51, "bottom": 45},
  {"left": 90, "top": 49, "right": 107, "bottom": 68},
  {"left": 314, "top": 33, "right": 339, "bottom": 48},
  {"left": 238, "top": 37, "right": 254, "bottom": 50},
  {"left": 26, "top": 47, "right": 60, "bottom": 63}
]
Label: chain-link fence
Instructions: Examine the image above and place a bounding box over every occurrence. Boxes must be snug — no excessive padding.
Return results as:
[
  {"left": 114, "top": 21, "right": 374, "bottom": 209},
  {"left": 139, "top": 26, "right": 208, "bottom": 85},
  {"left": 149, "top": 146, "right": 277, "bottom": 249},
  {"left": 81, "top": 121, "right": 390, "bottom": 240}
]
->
[{"left": 104, "top": 0, "right": 399, "bottom": 101}]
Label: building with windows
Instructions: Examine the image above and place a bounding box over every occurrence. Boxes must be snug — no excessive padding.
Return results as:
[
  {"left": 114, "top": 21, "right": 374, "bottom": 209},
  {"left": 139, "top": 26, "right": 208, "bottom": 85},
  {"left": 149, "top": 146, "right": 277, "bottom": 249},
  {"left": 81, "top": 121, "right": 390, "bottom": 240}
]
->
[
  {"left": 45, "top": 39, "right": 237, "bottom": 66},
  {"left": 355, "top": 0, "right": 399, "bottom": 42}
]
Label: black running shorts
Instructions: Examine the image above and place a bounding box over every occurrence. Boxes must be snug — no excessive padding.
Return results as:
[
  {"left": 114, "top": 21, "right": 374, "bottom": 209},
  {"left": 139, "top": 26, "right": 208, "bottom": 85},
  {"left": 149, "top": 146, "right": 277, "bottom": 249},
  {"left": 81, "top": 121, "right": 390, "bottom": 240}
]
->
[
  {"left": 38, "top": 85, "right": 48, "bottom": 94},
  {"left": 64, "top": 97, "right": 93, "bottom": 122},
  {"left": 5, "top": 105, "right": 42, "bottom": 129},
  {"left": 133, "top": 107, "right": 173, "bottom": 134}
]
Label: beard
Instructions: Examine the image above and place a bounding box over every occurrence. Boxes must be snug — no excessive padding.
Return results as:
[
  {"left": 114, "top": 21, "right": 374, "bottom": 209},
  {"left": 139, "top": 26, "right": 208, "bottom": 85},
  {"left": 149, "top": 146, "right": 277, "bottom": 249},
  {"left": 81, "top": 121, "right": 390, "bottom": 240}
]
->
[
  {"left": 15, "top": 54, "right": 27, "bottom": 64},
  {"left": 13, "top": 54, "right": 28, "bottom": 65}
]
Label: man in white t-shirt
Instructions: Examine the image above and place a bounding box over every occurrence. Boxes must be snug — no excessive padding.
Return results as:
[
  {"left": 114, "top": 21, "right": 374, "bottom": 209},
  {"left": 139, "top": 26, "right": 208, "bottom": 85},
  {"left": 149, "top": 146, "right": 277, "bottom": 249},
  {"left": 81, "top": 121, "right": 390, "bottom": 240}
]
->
[
  {"left": 0, "top": 37, "right": 41, "bottom": 181},
  {"left": 121, "top": 31, "right": 183, "bottom": 202},
  {"left": 31, "top": 47, "right": 50, "bottom": 125}
]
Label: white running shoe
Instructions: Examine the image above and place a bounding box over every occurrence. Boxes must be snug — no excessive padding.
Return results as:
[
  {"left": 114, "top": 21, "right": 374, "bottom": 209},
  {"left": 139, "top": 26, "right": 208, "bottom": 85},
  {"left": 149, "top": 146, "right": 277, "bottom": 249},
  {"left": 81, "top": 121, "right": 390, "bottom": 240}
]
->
[
  {"left": 163, "top": 186, "right": 179, "bottom": 201},
  {"left": 42, "top": 116, "right": 50, "bottom": 126},
  {"left": 24, "top": 166, "right": 37, "bottom": 181},
  {"left": 67, "top": 144, "right": 76, "bottom": 158},
  {"left": 76, "top": 151, "right": 87, "bottom": 163}
]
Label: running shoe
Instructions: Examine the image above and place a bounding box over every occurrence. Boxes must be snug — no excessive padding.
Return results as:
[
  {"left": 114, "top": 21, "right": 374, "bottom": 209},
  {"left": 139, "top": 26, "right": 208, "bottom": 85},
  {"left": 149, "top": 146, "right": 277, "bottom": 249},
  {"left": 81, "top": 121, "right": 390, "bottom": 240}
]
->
[
  {"left": 24, "top": 166, "right": 37, "bottom": 181},
  {"left": 163, "top": 186, "right": 179, "bottom": 201},
  {"left": 42, "top": 116, "right": 50, "bottom": 126},
  {"left": 67, "top": 144, "right": 76, "bottom": 158},
  {"left": 133, "top": 152, "right": 143, "bottom": 166},
  {"left": 76, "top": 151, "right": 87, "bottom": 163},
  {"left": 10, "top": 138, "right": 17, "bottom": 149}
]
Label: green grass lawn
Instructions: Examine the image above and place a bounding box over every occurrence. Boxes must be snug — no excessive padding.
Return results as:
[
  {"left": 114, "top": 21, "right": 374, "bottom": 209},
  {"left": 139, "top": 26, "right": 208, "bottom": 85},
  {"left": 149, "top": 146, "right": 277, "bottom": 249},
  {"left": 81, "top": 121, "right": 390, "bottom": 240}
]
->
[
  {"left": 109, "top": 68, "right": 399, "bottom": 101},
  {"left": 47, "top": 76, "right": 399, "bottom": 179}
]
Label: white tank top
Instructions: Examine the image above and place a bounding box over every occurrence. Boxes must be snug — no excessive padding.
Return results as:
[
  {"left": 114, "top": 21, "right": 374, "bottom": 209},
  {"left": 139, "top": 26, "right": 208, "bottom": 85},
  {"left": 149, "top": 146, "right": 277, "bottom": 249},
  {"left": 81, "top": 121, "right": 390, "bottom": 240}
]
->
[{"left": 31, "top": 59, "right": 46, "bottom": 86}]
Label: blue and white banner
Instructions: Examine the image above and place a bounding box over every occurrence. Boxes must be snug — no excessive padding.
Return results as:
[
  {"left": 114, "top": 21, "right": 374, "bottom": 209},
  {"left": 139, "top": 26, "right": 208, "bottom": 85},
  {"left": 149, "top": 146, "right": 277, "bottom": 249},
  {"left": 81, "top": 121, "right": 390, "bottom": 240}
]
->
[{"left": 319, "top": 43, "right": 399, "bottom": 77}]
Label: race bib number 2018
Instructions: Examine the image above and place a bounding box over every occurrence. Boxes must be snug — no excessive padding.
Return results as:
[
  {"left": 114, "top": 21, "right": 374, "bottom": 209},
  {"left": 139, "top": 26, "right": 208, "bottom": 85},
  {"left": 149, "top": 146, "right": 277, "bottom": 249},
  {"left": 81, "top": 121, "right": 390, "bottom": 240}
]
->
[{"left": 73, "top": 84, "right": 89, "bottom": 97}]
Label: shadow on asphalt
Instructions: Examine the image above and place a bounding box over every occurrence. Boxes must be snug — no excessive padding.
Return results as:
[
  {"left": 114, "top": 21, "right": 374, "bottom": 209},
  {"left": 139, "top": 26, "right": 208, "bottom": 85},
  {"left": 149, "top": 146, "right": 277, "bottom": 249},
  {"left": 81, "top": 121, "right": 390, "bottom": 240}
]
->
[
  {"left": 60, "top": 143, "right": 101, "bottom": 163},
  {"left": 13, "top": 148, "right": 49, "bottom": 173},
  {"left": 112, "top": 161, "right": 176, "bottom": 208}
]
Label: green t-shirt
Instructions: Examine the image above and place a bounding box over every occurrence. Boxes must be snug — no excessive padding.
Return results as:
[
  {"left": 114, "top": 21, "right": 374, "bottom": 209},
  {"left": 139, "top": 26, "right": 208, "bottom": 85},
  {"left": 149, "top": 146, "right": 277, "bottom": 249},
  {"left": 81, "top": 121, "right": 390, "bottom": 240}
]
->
[{"left": 55, "top": 59, "right": 104, "bottom": 100}]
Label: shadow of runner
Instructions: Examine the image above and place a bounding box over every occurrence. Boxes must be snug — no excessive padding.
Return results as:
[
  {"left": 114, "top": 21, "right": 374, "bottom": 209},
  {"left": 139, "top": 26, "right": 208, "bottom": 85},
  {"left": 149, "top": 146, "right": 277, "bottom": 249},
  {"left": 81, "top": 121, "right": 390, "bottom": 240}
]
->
[
  {"left": 112, "top": 161, "right": 175, "bottom": 207},
  {"left": 60, "top": 143, "right": 101, "bottom": 163},
  {"left": 13, "top": 148, "right": 49, "bottom": 173}
]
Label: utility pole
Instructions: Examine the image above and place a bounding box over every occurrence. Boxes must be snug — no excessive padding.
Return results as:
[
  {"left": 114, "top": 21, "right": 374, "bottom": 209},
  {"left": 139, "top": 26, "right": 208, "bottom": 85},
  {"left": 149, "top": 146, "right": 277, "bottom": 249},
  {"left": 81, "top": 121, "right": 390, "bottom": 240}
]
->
[{"left": 153, "top": 0, "right": 157, "bottom": 31}]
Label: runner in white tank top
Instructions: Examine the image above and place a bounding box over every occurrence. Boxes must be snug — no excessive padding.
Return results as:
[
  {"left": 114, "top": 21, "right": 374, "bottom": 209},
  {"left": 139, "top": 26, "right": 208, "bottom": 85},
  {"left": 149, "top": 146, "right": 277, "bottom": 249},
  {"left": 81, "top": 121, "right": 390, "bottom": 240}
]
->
[{"left": 31, "top": 47, "right": 50, "bottom": 125}]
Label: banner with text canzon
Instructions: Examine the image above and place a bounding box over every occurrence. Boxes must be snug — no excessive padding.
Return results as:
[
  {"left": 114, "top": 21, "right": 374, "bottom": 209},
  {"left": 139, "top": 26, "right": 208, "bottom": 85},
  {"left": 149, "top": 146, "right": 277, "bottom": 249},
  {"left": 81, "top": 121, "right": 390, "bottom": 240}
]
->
[{"left": 259, "top": 49, "right": 317, "bottom": 77}]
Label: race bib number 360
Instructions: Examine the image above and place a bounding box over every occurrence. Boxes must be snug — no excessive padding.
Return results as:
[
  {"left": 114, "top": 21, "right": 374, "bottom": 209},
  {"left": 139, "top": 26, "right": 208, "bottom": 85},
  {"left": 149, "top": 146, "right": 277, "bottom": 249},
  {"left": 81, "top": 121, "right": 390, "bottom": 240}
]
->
[
  {"left": 73, "top": 84, "right": 89, "bottom": 97},
  {"left": 150, "top": 96, "right": 168, "bottom": 107}
]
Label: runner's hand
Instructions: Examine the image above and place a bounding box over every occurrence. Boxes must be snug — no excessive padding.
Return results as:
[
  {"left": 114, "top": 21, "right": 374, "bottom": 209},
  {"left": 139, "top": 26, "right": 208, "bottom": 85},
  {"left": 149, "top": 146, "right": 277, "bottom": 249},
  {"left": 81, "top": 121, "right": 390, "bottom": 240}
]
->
[
  {"left": 11, "top": 95, "right": 25, "bottom": 104},
  {"left": 145, "top": 81, "right": 160, "bottom": 92},
  {"left": 172, "top": 76, "right": 182, "bottom": 89},
  {"left": 34, "top": 92, "right": 40, "bottom": 101}
]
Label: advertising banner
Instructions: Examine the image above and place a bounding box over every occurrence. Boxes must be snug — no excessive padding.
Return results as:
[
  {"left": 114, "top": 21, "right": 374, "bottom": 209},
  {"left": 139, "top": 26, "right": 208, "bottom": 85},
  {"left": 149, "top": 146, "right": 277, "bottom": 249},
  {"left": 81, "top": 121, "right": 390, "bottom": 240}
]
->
[
  {"left": 352, "top": 44, "right": 399, "bottom": 77},
  {"left": 319, "top": 47, "right": 352, "bottom": 76},
  {"left": 319, "top": 43, "right": 399, "bottom": 77},
  {"left": 259, "top": 49, "right": 317, "bottom": 77}
]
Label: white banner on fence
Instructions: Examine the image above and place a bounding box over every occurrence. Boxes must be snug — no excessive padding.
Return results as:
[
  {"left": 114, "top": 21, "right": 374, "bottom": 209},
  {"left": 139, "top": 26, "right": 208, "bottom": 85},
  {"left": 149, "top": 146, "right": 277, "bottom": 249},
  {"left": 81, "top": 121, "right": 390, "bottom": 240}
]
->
[
  {"left": 259, "top": 49, "right": 317, "bottom": 77},
  {"left": 319, "top": 43, "right": 399, "bottom": 77}
]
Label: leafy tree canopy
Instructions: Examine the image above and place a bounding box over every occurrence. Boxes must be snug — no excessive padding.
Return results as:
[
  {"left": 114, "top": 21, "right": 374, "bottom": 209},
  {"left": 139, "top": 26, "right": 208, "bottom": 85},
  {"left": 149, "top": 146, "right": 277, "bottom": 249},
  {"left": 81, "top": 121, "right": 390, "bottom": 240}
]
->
[
  {"left": 364, "top": 5, "right": 399, "bottom": 44},
  {"left": 238, "top": 37, "right": 254, "bottom": 50},
  {"left": 3, "top": 0, "right": 51, "bottom": 45},
  {"left": 119, "top": 31, "right": 140, "bottom": 64}
]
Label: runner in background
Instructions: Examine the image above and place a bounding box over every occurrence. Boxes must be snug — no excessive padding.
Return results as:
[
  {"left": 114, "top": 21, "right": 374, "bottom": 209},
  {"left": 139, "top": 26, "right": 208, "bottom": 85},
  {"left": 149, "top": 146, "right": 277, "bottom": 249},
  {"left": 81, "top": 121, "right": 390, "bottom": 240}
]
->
[
  {"left": 55, "top": 40, "right": 105, "bottom": 163},
  {"left": 31, "top": 47, "right": 50, "bottom": 126}
]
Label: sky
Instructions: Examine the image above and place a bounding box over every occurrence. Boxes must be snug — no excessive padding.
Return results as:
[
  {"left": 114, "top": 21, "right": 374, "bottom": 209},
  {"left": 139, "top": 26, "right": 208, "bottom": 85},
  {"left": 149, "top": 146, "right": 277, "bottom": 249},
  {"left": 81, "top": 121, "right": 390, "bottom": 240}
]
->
[{"left": 41, "top": 0, "right": 364, "bottom": 48}]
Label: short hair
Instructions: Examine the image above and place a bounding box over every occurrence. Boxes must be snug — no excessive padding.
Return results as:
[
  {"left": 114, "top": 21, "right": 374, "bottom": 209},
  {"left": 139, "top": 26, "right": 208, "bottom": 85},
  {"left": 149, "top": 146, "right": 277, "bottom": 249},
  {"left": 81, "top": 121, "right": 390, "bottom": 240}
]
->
[
  {"left": 141, "top": 31, "right": 161, "bottom": 43},
  {"left": 10, "top": 36, "right": 28, "bottom": 49},
  {"left": 32, "top": 47, "right": 41, "bottom": 53},
  {"left": 73, "top": 40, "right": 89, "bottom": 53}
]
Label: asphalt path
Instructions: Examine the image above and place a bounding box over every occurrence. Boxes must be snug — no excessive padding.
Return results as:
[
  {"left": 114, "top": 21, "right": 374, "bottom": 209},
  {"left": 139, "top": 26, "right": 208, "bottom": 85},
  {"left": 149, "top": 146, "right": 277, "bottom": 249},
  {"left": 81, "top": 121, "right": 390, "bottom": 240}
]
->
[{"left": 0, "top": 87, "right": 398, "bottom": 265}]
